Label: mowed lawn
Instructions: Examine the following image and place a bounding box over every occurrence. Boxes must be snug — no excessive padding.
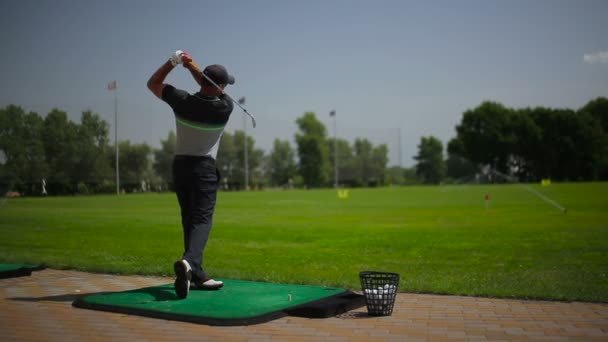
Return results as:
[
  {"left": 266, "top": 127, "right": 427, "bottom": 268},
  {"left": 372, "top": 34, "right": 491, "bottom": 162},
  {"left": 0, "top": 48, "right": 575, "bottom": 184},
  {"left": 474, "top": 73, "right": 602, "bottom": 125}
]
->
[{"left": 0, "top": 183, "right": 607, "bottom": 302}]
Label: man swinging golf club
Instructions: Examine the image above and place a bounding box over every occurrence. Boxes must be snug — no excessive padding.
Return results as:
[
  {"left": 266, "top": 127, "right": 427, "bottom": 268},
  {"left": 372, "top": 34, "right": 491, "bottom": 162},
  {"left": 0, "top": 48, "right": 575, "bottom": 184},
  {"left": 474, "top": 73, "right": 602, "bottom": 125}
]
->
[{"left": 147, "top": 50, "right": 234, "bottom": 299}]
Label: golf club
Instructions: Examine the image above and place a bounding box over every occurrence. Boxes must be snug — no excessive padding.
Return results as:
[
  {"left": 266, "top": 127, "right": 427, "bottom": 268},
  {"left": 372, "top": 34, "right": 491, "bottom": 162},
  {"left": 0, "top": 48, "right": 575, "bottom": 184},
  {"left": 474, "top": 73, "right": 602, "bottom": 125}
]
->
[{"left": 186, "top": 60, "right": 257, "bottom": 128}]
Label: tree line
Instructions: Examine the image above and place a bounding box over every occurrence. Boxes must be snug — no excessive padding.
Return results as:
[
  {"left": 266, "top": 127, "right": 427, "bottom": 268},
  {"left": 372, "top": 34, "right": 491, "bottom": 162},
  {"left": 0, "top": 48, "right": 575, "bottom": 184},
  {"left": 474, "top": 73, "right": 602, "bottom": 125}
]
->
[
  {"left": 1, "top": 97, "right": 606, "bottom": 195},
  {"left": 0, "top": 106, "right": 391, "bottom": 195},
  {"left": 443, "top": 97, "right": 608, "bottom": 183},
  {"left": 147, "top": 111, "right": 392, "bottom": 191}
]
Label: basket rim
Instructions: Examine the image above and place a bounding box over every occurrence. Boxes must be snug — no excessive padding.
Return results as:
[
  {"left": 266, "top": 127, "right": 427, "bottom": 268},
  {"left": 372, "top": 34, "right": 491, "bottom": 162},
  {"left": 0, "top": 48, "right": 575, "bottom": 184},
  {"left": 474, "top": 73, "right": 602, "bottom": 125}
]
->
[{"left": 359, "top": 271, "right": 400, "bottom": 277}]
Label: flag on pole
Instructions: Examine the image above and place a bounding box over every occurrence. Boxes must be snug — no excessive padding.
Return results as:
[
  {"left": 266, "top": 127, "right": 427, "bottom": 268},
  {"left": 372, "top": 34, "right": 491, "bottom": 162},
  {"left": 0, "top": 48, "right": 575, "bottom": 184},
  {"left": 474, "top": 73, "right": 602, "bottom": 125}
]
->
[
  {"left": 107, "top": 80, "right": 117, "bottom": 91},
  {"left": 329, "top": 110, "right": 336, "bottom": 117}
]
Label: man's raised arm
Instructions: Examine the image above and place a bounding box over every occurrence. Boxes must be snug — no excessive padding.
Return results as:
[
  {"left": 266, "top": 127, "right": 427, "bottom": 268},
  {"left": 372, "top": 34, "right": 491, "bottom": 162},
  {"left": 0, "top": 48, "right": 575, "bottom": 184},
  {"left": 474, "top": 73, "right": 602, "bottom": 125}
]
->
[
  {"left": 181, "top": 52, "right": 203, "bottom": 87},
  {"left": 147, "top": 50, "right": 185, "bottom": 99}
]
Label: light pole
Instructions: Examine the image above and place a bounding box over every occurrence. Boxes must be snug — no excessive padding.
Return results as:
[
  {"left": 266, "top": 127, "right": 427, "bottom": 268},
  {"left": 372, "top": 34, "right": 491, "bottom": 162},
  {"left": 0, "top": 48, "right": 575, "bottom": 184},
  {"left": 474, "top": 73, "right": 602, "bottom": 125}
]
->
[
  {"left": 108, "top": 80, "right": 119, "bottom": 195},
  {"left": 330, "top": 110, "right": 338, "bottom": 188},
  {"left": 115, "top": 89, "right": 119, "bottom": 194},
  {"left": 398, "top": 127, "right": 402, "bottom": 168},
  {"left": 239, "top": 97, "right": 248, "bottom": 190}
]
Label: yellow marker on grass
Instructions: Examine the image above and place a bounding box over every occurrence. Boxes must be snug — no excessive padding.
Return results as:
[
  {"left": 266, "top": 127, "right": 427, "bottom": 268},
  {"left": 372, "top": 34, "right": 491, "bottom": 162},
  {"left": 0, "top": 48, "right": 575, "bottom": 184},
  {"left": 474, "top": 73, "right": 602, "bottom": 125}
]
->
[{"left": 337, "top": 189, "right": 349, "bottom": 199}]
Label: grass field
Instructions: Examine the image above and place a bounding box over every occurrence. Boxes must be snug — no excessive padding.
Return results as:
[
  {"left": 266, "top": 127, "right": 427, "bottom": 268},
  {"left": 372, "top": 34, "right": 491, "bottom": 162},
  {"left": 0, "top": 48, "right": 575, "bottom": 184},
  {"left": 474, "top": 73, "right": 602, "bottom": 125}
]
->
[{"left": 1, "top": 183, "right": 607, "bottom": 302}]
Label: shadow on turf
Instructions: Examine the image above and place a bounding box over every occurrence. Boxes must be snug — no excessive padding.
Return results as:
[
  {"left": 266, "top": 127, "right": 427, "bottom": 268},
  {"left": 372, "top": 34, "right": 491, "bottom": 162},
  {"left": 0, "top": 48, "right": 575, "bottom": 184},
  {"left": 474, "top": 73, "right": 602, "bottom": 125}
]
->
[{"left": 143, "top": 286, "right": 179, "bottom": 301}]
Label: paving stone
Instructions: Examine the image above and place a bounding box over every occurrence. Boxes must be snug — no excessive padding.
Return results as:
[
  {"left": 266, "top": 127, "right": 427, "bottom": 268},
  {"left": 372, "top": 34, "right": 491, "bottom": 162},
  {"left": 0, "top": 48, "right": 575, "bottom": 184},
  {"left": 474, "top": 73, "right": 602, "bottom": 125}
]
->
[{"left": 1, "top": 269, "right": 607, "bottom": 341}]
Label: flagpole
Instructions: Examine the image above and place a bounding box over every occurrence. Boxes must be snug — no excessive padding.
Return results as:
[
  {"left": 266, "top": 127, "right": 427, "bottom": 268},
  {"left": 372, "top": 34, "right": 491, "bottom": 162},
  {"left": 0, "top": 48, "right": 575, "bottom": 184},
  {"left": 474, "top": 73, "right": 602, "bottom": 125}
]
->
[
  {"left": 244, "top": 114, "right": 249, "bottom": 191},
  {"left": 114, "top": 85, "right": 119, "bottom": 195}
]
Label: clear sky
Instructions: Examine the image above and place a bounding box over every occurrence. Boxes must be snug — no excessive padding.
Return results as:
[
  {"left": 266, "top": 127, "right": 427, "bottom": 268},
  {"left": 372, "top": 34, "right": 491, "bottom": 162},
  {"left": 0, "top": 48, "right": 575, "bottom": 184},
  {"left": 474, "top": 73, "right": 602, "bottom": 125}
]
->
[{"left": 1, "top": 0, "right": 606, "bottom": 167}]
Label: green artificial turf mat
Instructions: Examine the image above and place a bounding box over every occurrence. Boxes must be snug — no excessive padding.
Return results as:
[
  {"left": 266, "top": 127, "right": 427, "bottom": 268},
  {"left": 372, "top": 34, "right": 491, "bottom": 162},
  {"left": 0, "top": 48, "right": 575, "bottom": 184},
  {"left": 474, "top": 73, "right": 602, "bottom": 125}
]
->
[{"left": 73, "top": 278, "right": 364, "bottom": 325}]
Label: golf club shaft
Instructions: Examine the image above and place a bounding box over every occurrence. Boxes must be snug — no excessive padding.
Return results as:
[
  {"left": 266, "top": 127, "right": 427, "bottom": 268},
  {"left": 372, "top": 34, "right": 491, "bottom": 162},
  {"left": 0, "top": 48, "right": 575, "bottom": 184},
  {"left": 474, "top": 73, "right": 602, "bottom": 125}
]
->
[{"left": 186, "top": 61, "right": 257, "bottom": 128}]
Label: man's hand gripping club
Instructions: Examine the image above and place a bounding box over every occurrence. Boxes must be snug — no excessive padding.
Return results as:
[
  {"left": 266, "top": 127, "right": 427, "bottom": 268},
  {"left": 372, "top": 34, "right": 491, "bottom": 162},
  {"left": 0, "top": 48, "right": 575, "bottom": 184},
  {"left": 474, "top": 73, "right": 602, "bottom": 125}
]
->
[
  {"left": 164, "top": 50, "right": 257, "bottom": 128},
  {"left": 176, "top": 50, "right": 257, "bottom": 128}
]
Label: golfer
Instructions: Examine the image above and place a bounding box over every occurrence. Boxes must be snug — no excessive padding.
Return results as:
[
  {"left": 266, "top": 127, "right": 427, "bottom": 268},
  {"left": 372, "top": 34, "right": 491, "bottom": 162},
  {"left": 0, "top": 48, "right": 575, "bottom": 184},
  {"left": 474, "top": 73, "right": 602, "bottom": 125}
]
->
[{"left": 147, "top": 50, "right": 234, "bottom": 299}]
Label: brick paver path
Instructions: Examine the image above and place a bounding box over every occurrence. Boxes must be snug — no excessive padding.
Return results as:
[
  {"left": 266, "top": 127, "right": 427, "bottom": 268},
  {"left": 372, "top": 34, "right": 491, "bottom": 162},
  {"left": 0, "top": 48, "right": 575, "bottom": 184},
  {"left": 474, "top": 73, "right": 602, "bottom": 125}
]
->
[{"left": 1, "top": 269, "right": 607, "bottom": 341}]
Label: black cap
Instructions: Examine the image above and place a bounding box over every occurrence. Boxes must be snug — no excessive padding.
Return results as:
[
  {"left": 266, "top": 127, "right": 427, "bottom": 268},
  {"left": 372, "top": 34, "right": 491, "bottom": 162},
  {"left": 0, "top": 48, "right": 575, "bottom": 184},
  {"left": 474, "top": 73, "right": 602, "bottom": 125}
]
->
[{"left": 203, "top": 64, "right": 235, "bottom": 85}]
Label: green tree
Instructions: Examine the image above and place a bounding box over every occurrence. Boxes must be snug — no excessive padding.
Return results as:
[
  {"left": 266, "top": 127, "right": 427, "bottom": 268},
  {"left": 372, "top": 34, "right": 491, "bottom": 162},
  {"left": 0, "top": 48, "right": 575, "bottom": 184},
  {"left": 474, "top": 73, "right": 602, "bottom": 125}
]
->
[
  {"left": 217, "top": 131, "right": 264, "bottom": 189},
  {"left": 386, "top": 166, "right": 421, "bottom": 185},
  {"left": 580, "top": 97, "right": 608, "bottom": 132},
  {"left": 352, "top": 139, "right": 387, "bottom": 186},
  {"left": 507, "top": 109, "right": 542, "bottom": 180},
  {"left": 414, "top": 136, "right": 445, "bottom": 184},
  {"left": 525, "top": 108, "right": 599, "bottom": 181},
  {"left": 268, "top": 139, "right": 296, "bottom": 186},
  {"left": 452, "top": 99, "right": 608, "bottom": 181},
  {"left": 250, "top": 147, "right": 267, "bottom": 188},
  {"left": 370, "top": 144, "right": 388, "bottom": 186},
  {"left": 385, "top": 166, "right": 405, "bottom": 185},
  {"left": 295, "top": 112, "right": 330, "bottom": 187},
  {"left": 326, "top": 137, "right": 388, "bottom": 187},
  {"left": 402, "top": 166, "right": 419, "bottom": 184},
  {"left": 455, "top": 101, "right": 514, "bottom": 173},
  {"left": 42, "top": 109, "right": 80, "bottom": 193},
  {"left": 235, "top": 131, "right": 264, "bottom": 189},
  {"left": 112, "top": 141, "right": 152, "bottom": 191},
  {"left": 154, "top": 131, "right": 176, "bottom": 187},
  {"left": 327, "top": 138, "right": 356, "bottom": 186},
  {"left": 578, "top": 97, "right": 608, "bottom": 179},
  {"left": 0, "top": 105, "right": 46, "bottom": 193},
  {"left": 353, "top": 138, "right": 372, "bottom": 186},
  {"left": 217, "top": 131, "right": 237, "bottom": 189},
  {"left": 75, "top": 110, "right": 113, "bottom": 189},
  {"left": 446, "top": 137, "right": 478, "bottom": 181}
]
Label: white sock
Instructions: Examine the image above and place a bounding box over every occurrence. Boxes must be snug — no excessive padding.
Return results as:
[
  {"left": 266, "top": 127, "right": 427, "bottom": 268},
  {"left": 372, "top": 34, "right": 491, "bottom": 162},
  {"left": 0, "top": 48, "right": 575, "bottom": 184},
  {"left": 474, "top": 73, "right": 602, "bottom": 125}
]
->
[{"left": 181, "top": 259, "right": 192, "bottom": 272}]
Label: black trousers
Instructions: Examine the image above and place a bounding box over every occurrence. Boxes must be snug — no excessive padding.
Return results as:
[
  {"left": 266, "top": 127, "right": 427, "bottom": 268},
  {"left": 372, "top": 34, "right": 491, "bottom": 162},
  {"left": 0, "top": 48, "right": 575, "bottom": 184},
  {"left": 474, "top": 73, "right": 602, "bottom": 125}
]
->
[{"left": 172, "top": 155, "right": 219, "bottom": 281}]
